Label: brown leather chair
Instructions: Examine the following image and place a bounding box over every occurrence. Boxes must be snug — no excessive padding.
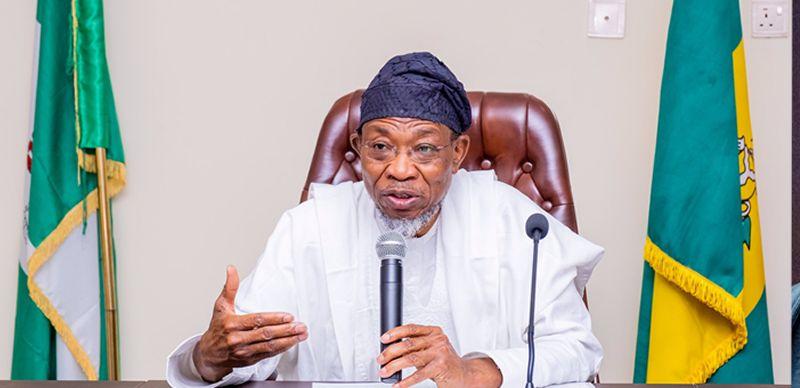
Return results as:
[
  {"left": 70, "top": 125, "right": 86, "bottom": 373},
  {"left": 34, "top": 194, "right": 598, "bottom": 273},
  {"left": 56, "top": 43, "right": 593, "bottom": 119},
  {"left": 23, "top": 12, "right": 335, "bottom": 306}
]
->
[
  {"left": 301, "top": 89, "right": 597, "bottom": 382},
  {"left": 301, "top": 89, "right": 578, "bottom": 234}
]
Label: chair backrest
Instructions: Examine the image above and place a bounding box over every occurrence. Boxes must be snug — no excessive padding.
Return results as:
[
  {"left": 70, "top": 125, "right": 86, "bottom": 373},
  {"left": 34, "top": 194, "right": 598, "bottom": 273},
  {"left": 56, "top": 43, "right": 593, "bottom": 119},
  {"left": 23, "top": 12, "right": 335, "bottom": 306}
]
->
[{"left": 301, "top": 89, "right": 579, "bottom": 233}]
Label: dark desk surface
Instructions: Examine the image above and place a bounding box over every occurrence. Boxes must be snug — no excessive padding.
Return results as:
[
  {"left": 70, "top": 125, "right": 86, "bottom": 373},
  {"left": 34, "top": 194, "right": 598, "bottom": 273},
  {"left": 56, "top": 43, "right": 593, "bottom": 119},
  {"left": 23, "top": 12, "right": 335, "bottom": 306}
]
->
[{"left": 0, "top": 382, "right": 789, "bottom": 388}]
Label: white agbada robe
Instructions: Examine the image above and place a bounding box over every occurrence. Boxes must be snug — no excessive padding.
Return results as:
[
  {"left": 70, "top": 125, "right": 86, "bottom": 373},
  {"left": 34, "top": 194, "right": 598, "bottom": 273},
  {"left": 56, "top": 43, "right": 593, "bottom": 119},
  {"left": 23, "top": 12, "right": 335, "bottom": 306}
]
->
[{"left": 166, "top": 170, "right": 603, "bottom": 387}]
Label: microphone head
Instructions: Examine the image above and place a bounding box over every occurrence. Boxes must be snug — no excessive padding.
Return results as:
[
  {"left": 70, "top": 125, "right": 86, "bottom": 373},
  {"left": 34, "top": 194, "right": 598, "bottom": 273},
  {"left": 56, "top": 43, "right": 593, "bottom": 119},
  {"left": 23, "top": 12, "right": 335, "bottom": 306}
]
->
[
  {"left": 525, "top": 213, "right": 550, "bottom": 240},
  {"left": 376, "top": 231, "right": 407, "bottom": 260}
]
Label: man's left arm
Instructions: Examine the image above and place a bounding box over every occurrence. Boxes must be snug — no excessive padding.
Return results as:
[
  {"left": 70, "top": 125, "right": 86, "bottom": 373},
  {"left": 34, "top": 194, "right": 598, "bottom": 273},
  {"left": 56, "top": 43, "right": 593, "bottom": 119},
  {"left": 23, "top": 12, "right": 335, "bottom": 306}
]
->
[
  {"left": 375, "top": 278, "right": 603, "bottom": 387},
  {"left": 463, "top": 190, "right": 606, "bottom": 387},
  {"left": 474, "top": 276, "right": 603, "bottom": 387},
  {"left": 377, "top": 273, "right": 601, "bottom": 388}
]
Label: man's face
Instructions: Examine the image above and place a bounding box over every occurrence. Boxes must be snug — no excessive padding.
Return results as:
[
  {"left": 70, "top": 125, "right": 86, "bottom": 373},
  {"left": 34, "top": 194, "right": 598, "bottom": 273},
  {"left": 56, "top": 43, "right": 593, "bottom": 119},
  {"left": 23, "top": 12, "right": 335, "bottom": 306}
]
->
[{"left": 351, "top": 117, "right": 470, "bottom": 220}]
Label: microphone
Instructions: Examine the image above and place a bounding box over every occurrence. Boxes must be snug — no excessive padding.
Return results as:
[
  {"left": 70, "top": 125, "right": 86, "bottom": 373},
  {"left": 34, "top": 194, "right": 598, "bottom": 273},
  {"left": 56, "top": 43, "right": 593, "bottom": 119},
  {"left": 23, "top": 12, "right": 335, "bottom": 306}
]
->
[
  {"left": 524, "top": 214, "right": 549, "bottom": 388},
  {"left": 376, "top": 231, "right": 406, "bottom": 384}
]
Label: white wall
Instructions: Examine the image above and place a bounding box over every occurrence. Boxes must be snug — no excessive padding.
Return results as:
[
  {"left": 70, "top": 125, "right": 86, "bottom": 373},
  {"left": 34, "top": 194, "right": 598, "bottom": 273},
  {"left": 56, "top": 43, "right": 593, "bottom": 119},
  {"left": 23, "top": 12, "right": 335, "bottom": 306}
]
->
[{"left": 0, "top": 0, "right": 791, "bottom": 383}]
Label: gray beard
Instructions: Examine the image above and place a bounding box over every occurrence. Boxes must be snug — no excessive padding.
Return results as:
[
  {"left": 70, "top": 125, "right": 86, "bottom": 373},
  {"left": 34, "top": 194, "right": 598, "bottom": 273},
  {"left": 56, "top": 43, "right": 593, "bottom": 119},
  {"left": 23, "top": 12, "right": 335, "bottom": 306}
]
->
[{"left": 375, "top": 203, "right": 441, "bottom": 239}]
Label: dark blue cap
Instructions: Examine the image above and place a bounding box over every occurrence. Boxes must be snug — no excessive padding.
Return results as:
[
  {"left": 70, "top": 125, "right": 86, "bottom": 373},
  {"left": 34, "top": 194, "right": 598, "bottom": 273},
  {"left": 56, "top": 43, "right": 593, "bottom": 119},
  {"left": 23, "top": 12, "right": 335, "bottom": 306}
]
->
[{"left": 359, "top": 52, "right": 472, "bottom": 134}]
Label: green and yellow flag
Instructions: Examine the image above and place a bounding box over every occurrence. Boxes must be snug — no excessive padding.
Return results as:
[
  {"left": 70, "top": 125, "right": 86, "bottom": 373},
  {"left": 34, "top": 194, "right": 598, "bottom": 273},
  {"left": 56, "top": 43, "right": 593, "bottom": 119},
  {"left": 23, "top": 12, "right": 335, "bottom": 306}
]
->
[
  {"left": 633, "top": 0, "right": 772, "bottom": 383},
  {"left": 12, "top": 0, "right": 125, "bottom": 380}
]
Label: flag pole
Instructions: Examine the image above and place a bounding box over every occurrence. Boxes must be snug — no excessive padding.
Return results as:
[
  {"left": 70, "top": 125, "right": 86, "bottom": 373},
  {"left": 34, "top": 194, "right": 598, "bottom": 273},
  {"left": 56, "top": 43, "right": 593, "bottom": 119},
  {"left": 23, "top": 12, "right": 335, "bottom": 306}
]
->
[{"left": 95, "top": 147, "right": 119, "bottom": 380}]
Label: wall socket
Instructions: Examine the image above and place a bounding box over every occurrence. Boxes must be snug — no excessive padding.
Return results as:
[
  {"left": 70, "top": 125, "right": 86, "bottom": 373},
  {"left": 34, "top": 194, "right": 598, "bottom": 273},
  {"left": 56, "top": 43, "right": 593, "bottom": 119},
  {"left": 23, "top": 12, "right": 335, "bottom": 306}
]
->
[
  {"left": 752, "top": 0, "right": 789, "bottom": 38},
  {"left": 587, "top": 0, "right": 626, "bottom": 39}
]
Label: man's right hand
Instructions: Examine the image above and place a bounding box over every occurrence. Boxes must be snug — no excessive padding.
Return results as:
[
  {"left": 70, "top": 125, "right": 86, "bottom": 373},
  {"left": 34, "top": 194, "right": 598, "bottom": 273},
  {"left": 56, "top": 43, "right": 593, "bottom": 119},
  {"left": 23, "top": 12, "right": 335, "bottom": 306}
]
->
[{"left": 192, "top": 265, "right": 308, "bottom": 382}]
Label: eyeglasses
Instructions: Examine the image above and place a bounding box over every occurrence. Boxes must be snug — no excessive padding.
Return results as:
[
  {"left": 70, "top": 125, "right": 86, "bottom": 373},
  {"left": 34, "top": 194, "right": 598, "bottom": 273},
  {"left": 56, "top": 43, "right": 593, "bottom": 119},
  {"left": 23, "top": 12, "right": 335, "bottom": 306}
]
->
[{"left": 359, "top": 140, "right": 454, "bottom": 164}]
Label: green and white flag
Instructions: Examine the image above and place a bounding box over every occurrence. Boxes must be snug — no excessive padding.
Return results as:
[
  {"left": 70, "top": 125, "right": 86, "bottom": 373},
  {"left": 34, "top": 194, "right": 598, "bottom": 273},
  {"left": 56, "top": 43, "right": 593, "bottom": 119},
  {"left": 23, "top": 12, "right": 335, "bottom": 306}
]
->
[{"left": 13, "top": 0, "right": 125, "bottom": 380}]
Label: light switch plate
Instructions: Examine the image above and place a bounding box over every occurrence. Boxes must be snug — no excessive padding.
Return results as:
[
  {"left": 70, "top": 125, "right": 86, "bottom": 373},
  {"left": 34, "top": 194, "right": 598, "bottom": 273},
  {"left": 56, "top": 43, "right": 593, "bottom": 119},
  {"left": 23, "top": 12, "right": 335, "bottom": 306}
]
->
[
  {"left": 588, "top": 0, "right": 626, "bottom": 39},
  {"left": 752, "top": 0, "right": 789, "bottom": 38}
]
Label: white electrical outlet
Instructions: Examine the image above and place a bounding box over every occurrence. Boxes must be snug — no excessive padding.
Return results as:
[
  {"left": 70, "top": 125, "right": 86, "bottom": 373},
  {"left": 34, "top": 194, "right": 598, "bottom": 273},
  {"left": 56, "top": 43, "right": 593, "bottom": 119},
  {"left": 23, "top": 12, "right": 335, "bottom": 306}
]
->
[
  {"left": 587, "top": 0, "right": 626, "bottom": 39},
  {"left": 752, "top": 0, "right": 788, "bottom": 38}
]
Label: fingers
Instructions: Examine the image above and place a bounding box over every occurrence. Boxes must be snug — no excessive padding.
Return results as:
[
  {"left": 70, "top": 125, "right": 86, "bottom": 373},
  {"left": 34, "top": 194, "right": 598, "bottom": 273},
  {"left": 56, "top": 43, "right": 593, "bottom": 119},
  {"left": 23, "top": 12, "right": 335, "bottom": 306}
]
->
[
  {"left": 379, "top": 348, "right": 434, "bottom": 379},
  {"left": 232, "top": 332, "right": 308, "bottom": 360},
  {"left": 213, "top": 266, "right": 240, "bottom": 315},
  {"left": 377, "top": 325, "right": 456, "bottom": 386},
  {"left": 221, "top": 265, "right": 239, "bottom": 305},
  {"left": 227, "top": 322, "right": 307, "bottom": 347},
  {"left": 394, "top": 365, "right": 436, "bottom": 388},
  {"left": 381, "top": 324, "right": 440, "bottom": 344},
  {"left": 377, "top": 336, "right": 429, "bottom": 366},
  {"left": 228, "top": 312, "right": 294, "bottom": 331}
]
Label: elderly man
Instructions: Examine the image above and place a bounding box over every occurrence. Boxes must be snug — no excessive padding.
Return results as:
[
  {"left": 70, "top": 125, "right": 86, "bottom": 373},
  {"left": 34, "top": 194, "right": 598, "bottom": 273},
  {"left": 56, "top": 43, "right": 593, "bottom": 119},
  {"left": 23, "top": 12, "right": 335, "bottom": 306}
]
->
[{"left": 167, "top": 52, "right": 603, "bottom": 387}]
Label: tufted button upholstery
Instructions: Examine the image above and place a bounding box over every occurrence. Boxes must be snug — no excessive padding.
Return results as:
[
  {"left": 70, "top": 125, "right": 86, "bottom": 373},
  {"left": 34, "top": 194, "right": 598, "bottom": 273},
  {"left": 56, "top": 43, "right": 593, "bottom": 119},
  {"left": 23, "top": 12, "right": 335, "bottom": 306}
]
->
[
  {"left": 300, "top": 90, "right": 579, "bottom": 234},
  {"left": 522, "top": 161, "right": 534, "bottom": 173}
]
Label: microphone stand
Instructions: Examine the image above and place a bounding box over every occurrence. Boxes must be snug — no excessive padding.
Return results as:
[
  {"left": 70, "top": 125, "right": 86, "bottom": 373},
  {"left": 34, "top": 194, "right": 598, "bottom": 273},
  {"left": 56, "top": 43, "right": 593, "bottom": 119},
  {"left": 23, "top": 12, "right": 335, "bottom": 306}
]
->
[{"left": 526, "top": 229, "right": 540, "bottom": 388}]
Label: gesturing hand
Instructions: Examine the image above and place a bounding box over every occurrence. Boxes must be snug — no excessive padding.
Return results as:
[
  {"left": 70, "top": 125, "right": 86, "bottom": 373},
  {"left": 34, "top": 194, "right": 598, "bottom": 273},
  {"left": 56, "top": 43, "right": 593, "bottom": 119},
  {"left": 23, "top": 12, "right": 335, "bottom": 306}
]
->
[
  {"left": 377, "top": 324, "right": 502, "bottom": 388},
  {"left": 192, "top": 265, "right": 308, "bottom": 382}
]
